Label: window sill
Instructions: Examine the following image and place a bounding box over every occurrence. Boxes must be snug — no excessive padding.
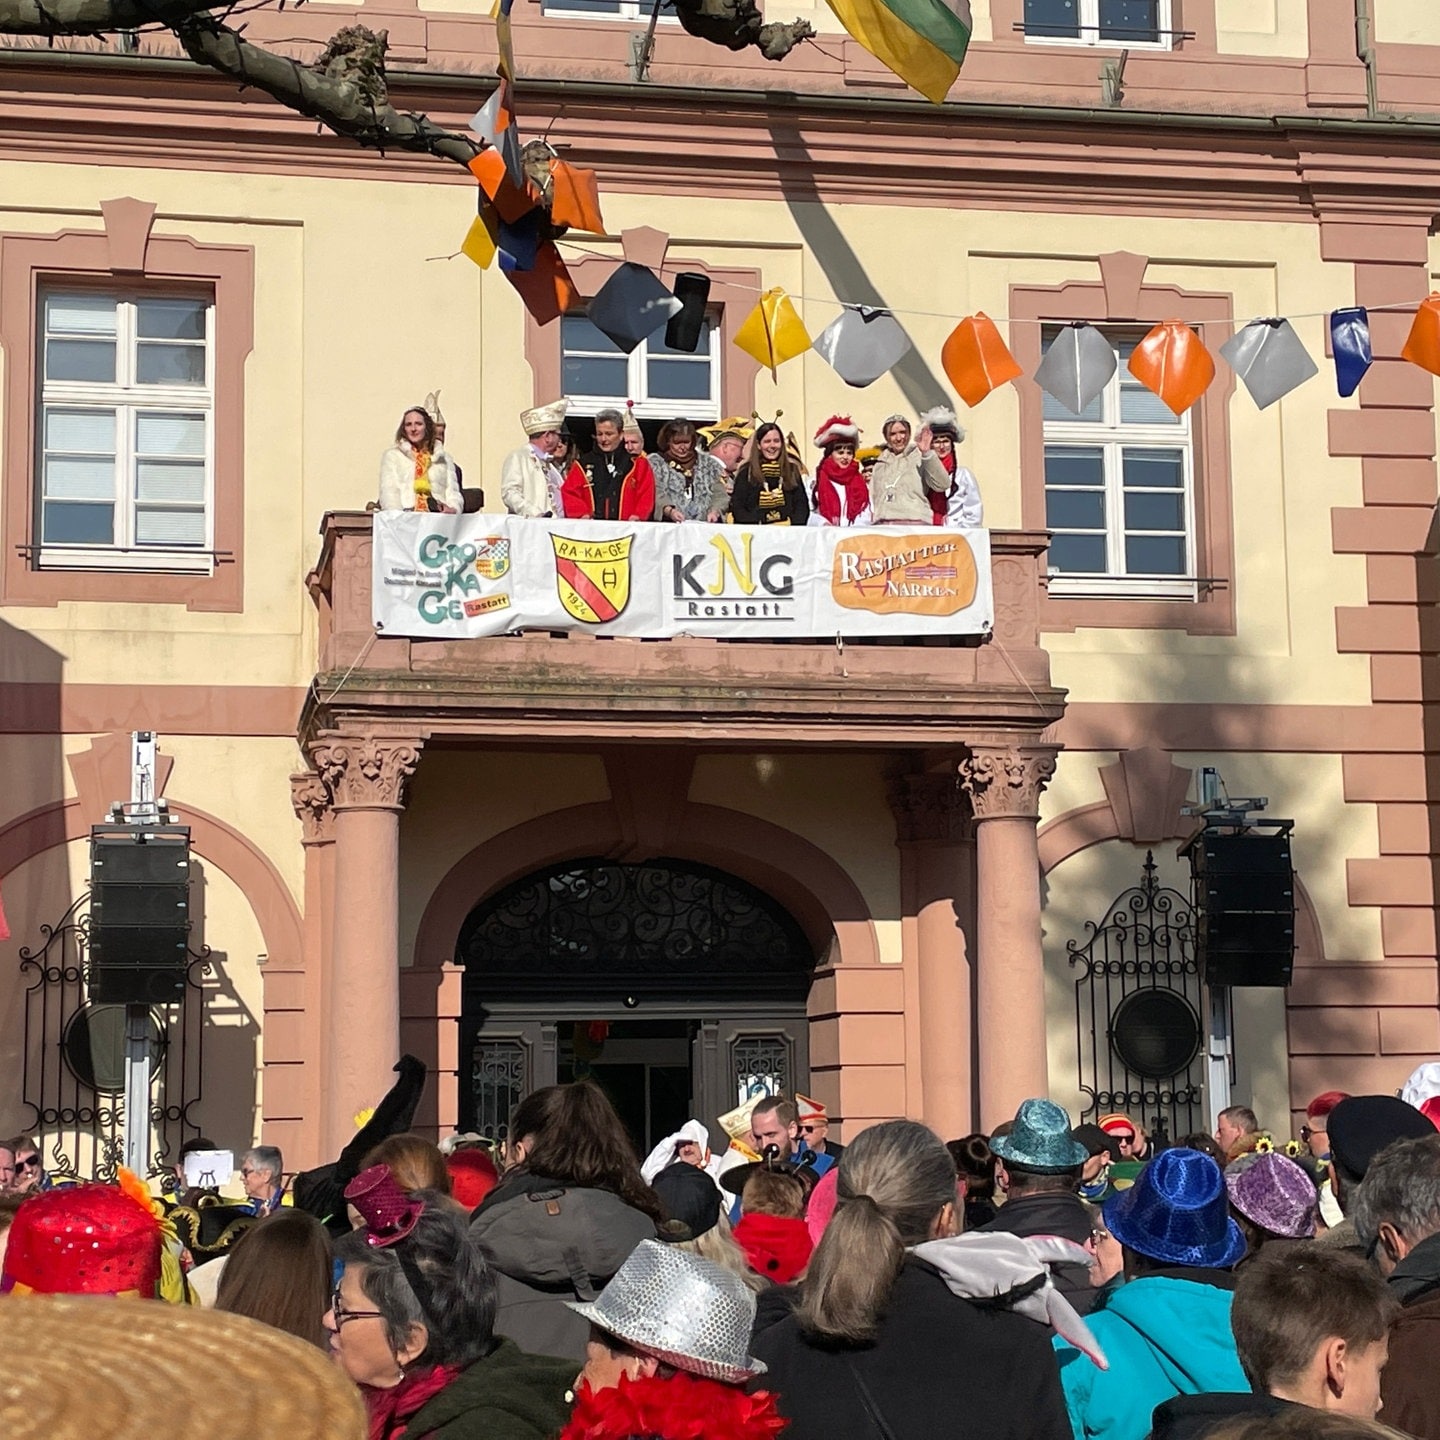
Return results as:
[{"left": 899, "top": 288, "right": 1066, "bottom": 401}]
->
[
  {"left": 33, "top": 546, "right": 217, "bottom": 576},
  {"left": 1047, "top": 575, "right": 1198, "bottom": 602}
]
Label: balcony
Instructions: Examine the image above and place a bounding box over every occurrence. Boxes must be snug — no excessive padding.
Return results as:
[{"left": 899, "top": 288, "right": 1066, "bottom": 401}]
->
[{"left": 300, "top": 512, "right": 1065, "bottom": 748}]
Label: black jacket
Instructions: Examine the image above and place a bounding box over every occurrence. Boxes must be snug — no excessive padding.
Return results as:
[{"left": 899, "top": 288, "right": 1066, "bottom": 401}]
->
[
  {"left": 978, "top": 1188, "right": 1101, "bottom": 1315},
  {"left": 406, "top": 1338, "right": 577, "bottom": 1440},
  {"left": 1148, "top": 1392, "right": 1296, "bottom": 1440},
  {"left": 750, "top": 1258, "right": 1071, "bottom": 1440},
  {"left": 730, "top": 470, "right": 810, "bottom": 526}
]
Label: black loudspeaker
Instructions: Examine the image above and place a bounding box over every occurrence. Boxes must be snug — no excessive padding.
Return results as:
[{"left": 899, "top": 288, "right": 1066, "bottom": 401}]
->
[
  {"left": 665, "top": 273, "right": 711, "bottom": 353},
  {"left": 1192, "top": 832, "right": 1295, "bottom": 988},
  {"left": 89, "top": 825, "right": 191, "bottom": 1005}
]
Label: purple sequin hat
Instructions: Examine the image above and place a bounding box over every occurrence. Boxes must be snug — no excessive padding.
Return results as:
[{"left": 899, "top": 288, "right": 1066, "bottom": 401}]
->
[
  {"left": 1225, "top": 1152, "right": 1318, "bottom": 1239},
  {"left": 345, "top": 1164, "right": 424, "bottom": 1247}
]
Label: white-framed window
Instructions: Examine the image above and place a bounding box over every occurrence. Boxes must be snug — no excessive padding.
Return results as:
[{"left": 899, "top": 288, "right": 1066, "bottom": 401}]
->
[
  {"left": 35, "top": 288, "right": 214, "bottom": 573},
  {"left": 561, "top": 312, "right": 720, "bottom": 423},
  {"left": 1023, "top": 0, "right": 1171, "bottom": 48},
  {"left": 1041, "top": 324, "right": 1197, "bottom": 600},
  {"left": 542, "top": 0, "right": 678, "bottom": 21}
]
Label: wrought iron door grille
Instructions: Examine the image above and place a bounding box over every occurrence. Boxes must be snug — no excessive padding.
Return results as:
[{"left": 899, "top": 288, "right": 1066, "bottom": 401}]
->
[
  {"left": 1069, "top": 852, "right": 1204, "bottom": 1145},
  {"left": 19, "top": 893, "right": 210, "bottom": 1182}
]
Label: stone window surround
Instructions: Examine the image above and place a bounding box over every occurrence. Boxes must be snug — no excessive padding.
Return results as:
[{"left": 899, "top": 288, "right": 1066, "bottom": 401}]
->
[
  {"left": 1009, "top": 265, "right": 1237, "bottom": 636},
  {"left": 0, "top": 198, "right": 254, "bottom": 612}
]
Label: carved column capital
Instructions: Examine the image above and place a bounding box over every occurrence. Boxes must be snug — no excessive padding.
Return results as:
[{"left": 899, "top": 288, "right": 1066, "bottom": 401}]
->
[
  {"left": 959, "top": 744, "right": 1058, "bottom": 821},
  {"left": 289, "top": 770, "right": 335, "bottom": 844},
  {"left": 310, "top": 736, "right": 423, "bottom": 812},
  {"left": 887, "top": 771, "right": 973, "bottom": 845}
]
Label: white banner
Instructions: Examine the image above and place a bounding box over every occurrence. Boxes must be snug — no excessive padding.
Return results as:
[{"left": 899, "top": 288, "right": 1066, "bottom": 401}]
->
[{"left": 371, "top": 513, "right": 993, "bottom": 640}]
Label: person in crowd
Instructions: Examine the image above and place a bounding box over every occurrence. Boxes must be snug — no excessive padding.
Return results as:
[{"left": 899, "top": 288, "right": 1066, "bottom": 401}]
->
[
  {"left": 750, "top": 1096, "right": 836, "bottom": 1180},
  {"left": 1080, "top": 1201, "right": 1124, "bottom": 1296},
  {"left": 0, "top": 1140, "right": 14, "bottom": 1193},
  {"left": 733, "top": 1165, "right": 813, "bottom": 1285},
  {"left": 363, "top": 1133, "right": 451, "bottom": 1197},
  {"left": 651, "top": 1159, "right": 763, "bottom": 1294},
  {"left": 653, "top": 418, "right": 729, "bottom": 523},
  {"left": 641, "top": 1120, "right": 718, "bottom": 1185},
  {"left": 698, "top": 418, "right": 751, "bottom": 504},
  {"left": 501, "top": 400, "right": 574, "bottom": 517},
  {"left": 1202, "top": 1415, "right": 1408, "bottom": 1440},
  {"left": 1226, "top": 1152, "right": 1318, "bottom": 1267},
  {"left": 1053, "top": 1147, "right": 1249, "bottom": 1440},
  {"left": 622, "top": 404, "right": 646, "bottom": 456},
  {"left": 378, "top": 406, "right": 461, "bottom": 513},
  {"left": 796, "top": 1095, "right": 843, "bottom": 1162},
  {"left": 1181, "top": 1132, "right": 1229, "bottom": 1165},
  {"left": 215, "top": 1208, "right": 332, "bottom": 1348},
  {"left": 1353, "top": 1131, "right": 1440, "bottom": 1437},
  {"left": 808, "top": 415, "right": 872, "bottom": 527},
  {"left": 9, "top": 1136, "right": 50, "bottom": 1193},
  {"left": 292, "top": 1054, "right": 427, "bottom": 1237},
  {"left": 423, "top": 390, "right": 482, "bottom": 513},
  {"left": 330, "top": 1166, "right": 575, "bottom": 1440},
  {"left": 1305, "top": 1090, "right": 1350, "bottom": 1226},
  {"left": 578, "top": 407, "right": 655, "bottom": 522},
  {"left": 1217, "top": 1106, "right": 1260, "bottom": 1159},
  {"left": 752, "top": 1119, "right": 1072, "bottom": 1440},
  {"left": 165, "top": 1133, "right": 221, "bottom": 1205},
  {"left": 238, "top": 1145, "right": 286, "bottom": 1216},
  {"left": 730, "top": 421, "right": 810, "bottom": 526},
  {"left": 1099, "top": 1112, "right": 1142, "bottom": 1162},
  {"left": 982, "top": 1097, "right": 1101, "bottom": 1315},
  {"left": 1151, "top": 1248, "right": 1397, "bottom": 1440},
  {"left": 444, "top": 1147, "right": 499, "bottom": 1211},
  {"left": 947, "top": 1133, "right": 1000, "bottom": 1230},
  {"left": 1317, "top": 1094, "right": 1433, "bottom": 1254},
  {"left": 469, "top": 1080, "right": 661, "bottom": 1361},
  {"left": 919, "top": 406, "right": 983, "bottom": 528},
  {"left": 560, "top": 1238, "right": 786, "bottom": 1440},
  {"left": 867, "top": 413, "right": 948, "bottom": 525},
  {"left": 1074, "top": 1123, "right": 1122, "bottom": 1204}
]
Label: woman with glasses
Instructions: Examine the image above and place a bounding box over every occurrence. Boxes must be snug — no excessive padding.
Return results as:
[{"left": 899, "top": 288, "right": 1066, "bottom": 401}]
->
[
  {"left": 328, "top": 1167, "right": 575, "bottom": 1440},
  {"left": 652, "top": 419, "right": 729, "bottom": 524},
  {"left": 9, "top": 1137, "right": 51, "bottom": 1194}
]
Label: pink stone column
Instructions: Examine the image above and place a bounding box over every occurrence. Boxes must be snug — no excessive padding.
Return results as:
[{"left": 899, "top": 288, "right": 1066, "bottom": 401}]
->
[
  {"left": 312, "top": 737, "right": 421, "bottom": 1157},
  {"left": 961, "top": 744, "right": 1058, "bottom": 1130},
  {"left": 890, "top": 771, "right": 976, "bottom": 1140}
]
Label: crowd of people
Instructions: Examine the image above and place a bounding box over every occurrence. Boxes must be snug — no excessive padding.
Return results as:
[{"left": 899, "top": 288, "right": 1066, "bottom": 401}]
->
[
  {"left": 9, "top": 1063, "right": 1440, "bottom": 1440},
  {"left": 376, "top": 397, "right": 985, "bottom": 529}
]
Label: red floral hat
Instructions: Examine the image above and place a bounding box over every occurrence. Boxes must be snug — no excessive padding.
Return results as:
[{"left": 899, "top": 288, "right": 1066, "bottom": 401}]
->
[{"left": 1, "top": 1180, "right": 162, "bottom": 1297}]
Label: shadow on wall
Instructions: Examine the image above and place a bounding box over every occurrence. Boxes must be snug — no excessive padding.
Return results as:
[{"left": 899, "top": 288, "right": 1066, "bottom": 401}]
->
[{"left": 0, "top": 618, "right": 67, "bottom": 1138}]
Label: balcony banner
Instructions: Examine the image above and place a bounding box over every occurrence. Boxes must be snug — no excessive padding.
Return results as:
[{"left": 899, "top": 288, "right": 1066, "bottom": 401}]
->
[{"left": 371, "top": 513, "right": 994, "bottom": 640}]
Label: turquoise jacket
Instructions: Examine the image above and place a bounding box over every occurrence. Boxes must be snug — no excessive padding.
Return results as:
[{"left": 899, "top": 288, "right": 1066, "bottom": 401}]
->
[{"left": 1053, "top": 1273, "right": 1249, "bottom": 1440}]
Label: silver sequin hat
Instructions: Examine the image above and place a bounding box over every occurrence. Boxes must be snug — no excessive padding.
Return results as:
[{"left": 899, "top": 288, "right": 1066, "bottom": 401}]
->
[{"left": 566, "top": 1238, "right": 766, "bottom": 1383}]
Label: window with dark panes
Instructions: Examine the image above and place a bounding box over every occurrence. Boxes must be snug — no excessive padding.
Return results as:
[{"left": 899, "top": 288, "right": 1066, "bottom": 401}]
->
[
  {"left": 1041, "top": 324, "right": 1196, "bottom": 600},
  {"left": 1024, "top": 0, "right": 1164, "bottom": 45},
  {"left": 36, "top": 289, "right": 213, "bottom": 571},
  {"left": 561, "top": 312, "right": 719, "bottom": 421}
]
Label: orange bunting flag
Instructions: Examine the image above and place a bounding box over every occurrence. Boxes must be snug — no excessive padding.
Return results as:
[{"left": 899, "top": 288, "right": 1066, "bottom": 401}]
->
[
  {"left": 468, "top": 148, "right": 540, "bottom": 225},
  {"left": 549, "top": 159, "right": 605, "bottom": 235},
  {"left": 941, "top": 312, "right": 1022, "bottom": 407},
  {"left": 505, "top": 244, "right": 580, "bottom": 327},
  {"left": 1127, "top": 319, "right": 1215, "bottom": 415},
  {"left": 1401, "top": 293, "right": 1440, "bottom": 377},
  {"left": 733, "top": 287, "right": 811, "bottom": 379}
]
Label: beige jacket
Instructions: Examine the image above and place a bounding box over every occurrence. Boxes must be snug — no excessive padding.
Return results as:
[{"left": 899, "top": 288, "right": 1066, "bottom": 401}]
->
[{"left": 869, "top": 444, "right": 949, "bottom": 523}]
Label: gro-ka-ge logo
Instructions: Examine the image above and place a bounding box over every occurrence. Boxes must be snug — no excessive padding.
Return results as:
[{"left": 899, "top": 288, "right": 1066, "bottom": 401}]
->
[{"left": 672, "top": 532, "right": 793, "bottom": 621}]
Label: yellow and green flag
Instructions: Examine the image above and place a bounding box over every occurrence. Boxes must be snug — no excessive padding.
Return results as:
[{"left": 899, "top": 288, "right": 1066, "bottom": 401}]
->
[{"left": 825, "top": 0, "right": 971, "bottom": 103}]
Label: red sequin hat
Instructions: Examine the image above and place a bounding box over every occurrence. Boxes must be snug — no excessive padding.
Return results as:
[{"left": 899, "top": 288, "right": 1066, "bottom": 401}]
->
[
  {"left": 345, "top": 1164, "right": 424, "bottom": 1247},
  {"left": 1, "top": 1181, "right": 162, "bottom": 1297}
]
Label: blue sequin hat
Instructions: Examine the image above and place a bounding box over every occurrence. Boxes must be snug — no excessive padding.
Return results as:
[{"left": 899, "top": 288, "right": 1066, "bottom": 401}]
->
[
  {"left": 990, "top": 1098, "right": 1089, "bottom": 1174},
  {"left": 1104, "top": 1148, "right": 1246, "bottom": 1268}
]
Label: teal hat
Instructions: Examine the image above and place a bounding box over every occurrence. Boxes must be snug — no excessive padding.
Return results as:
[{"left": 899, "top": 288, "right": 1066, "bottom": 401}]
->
[{"left": 991, "top": 1099, "right": 1088, "bottom": 1174}]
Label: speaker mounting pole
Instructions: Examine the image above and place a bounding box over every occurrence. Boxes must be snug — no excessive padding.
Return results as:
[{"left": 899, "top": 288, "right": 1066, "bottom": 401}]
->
[
  {"left": 121, "top": 731, "right": 162, "bottom": 1174},
  {"left": 1180, "top": 766, "right": 1296, "bottom": 1129}
]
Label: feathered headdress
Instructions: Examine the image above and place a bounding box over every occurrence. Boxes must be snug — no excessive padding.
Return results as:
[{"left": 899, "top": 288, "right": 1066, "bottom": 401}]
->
[
  {"left": 919, "top": 405, "right": 964, "bottom": 441},
  {"left": 813, "top": 414, "right": 860, "bottom": 449}
]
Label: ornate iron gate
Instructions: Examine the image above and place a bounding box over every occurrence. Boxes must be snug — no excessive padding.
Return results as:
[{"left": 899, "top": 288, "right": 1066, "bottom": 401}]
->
[
  {"left": 1069, "top": 852, "right": 1205, "bottom": 1146},
  {"left": 19, "top": 893, "right": 211, "bottom": 1182}
]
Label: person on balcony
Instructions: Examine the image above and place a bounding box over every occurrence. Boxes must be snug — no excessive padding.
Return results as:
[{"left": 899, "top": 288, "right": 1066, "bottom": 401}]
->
[
  {"left": 808, "top": 415, "right": 871, "bottom": 527},
  {"left": 501, "top": 400, "right": 583, "bottom": 519},
  {"left": 868, "top": 412, "right": 949, "bottom": 526},
  {"left": 577, "top": 408, "right": 655, "bottom": 522},
  {"left": 730, "top": 422, "right": 809, "bottom": 526},
  {"left": 622, "top": 403, "right": 647, "bottom": 457},
  {"left": 920, "top": 406, "right": 983, "bottom": 529},
  {"left": 652, "top": 419, "right": 729, "bottom": 524},
  {"left": 378, "top": 407, "right": 461, "bottom": 513}
]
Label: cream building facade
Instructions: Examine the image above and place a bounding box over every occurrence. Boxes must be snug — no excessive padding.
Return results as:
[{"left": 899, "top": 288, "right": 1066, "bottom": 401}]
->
[{"left": 1, "top": 0, "right": 1438, "bottom": 1171}]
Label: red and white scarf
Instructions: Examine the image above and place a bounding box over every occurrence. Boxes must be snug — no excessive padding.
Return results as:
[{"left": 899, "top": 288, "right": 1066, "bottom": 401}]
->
[{"left": 813, "top": 454, "right": 871, "bottom": 525}]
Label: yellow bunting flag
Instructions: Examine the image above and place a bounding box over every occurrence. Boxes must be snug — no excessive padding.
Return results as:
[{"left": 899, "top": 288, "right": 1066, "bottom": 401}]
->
[
  {"left": 460, "top": 210, "right": 499, "bottom": 270},
  {"left": 733, "top": 287, "right": 811, "bottom": 379}
]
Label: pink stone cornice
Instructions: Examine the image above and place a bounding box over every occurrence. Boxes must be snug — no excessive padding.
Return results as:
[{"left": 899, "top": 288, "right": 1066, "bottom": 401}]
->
[
  {"left": 310, "top": 736, "right": 423, "bottom": 812},
  {"left": 959, "top": 744, "right": 1058, "bottom": 821},
  {"left": 289, "top": 769, "right": 335, "bottom": 844},
  {"left": 887, "top": 770, "right": 973, "bottom": 845}
]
